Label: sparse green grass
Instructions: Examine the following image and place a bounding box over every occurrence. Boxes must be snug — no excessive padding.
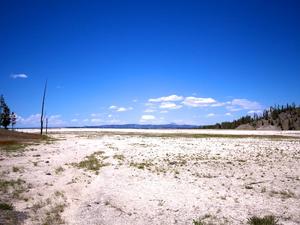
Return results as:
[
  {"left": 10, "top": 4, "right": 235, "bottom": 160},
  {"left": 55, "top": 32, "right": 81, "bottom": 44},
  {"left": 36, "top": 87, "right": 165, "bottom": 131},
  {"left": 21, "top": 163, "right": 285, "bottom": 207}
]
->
[
  {"left": 0, "top": 143, "right": 27, "bottom": 153},
  {"left": 0, "top": 178, "right": 28, "bottom": 225},
  {"left": 41, "top": 203, "right": 66, "bottom": 225},
  {"left": 247, "top": 215, "right": 279, "bottom": 225},
  {"left": 72, "top": 151, "right": 109, "bottom": 173},
  {"left": 0, "top": 202, "right": 13, "bottom": 210},
  {"left": 130, "top": 161, "right": 153, "bottom": 170},
  {"left": 270, "top": 190, "right": 295, "bottom": 199},
  {"left": 12, "top": 166, "right": 21, "bottom": 172},
  {"left": 0, "top": 129, "right": 55, "bottom": 155},
  {"left": 192, "top": 214, "right": 219, "bottom": 225},
  {"left": 0, "top": 178, "right": 27, "bottom": 198},
  {"left": 55, "top": 166, "right": 65, "bottom": 175},
  {"left": 193, "top": 219, "right": 205, "bottom": 225},
  {"left": 84, "top": 131, "right": 299, "bottom": 140},
  {"left": 113, "top": 154, "right": 125, "bottom": 161}
]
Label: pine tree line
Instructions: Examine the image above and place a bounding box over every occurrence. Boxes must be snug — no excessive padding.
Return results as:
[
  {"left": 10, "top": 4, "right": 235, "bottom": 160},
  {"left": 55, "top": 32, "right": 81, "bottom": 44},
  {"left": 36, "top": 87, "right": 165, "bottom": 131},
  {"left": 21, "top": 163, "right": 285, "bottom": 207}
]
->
[{"left": 201, "top": 103, "right": 300, "bottom": 130}]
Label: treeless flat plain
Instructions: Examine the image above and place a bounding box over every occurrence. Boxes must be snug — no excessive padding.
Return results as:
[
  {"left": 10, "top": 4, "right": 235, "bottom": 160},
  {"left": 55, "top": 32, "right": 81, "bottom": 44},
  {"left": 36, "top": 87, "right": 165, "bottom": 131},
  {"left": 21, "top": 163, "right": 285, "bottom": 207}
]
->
[{"left": 1, "top": 129, "right": 300, "bottom": 225}]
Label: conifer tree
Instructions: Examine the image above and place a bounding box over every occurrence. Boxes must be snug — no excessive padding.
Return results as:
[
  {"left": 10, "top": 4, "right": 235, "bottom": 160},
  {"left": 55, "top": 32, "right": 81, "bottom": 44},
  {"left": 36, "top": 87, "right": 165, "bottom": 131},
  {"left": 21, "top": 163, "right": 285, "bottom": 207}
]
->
[{"left": 0, "top": 95, "right": 11, "bottom": 129}]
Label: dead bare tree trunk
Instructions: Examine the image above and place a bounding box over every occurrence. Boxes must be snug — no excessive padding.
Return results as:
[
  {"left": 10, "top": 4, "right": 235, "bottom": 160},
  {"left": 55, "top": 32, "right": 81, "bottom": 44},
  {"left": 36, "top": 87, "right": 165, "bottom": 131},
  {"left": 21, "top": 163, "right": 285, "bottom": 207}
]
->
[
  {"left": 46, "top": 117, "right": 48, "bottom": 134},
  {"left": 40, "top": 80, "right": 47, "bottom": 135}
]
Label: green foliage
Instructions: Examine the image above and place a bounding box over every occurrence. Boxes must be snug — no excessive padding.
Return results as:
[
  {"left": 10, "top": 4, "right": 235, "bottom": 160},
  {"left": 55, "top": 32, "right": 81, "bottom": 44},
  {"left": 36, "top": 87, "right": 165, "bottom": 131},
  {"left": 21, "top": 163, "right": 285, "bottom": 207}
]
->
[
  {"left": 201, "top": 103, "right": 300, "bottom": 130},
  {"left": 72, "top": 151, "right": 109, "bottom": 173},
  {"left": 0, "top": 95, "right": 11, "bottom": 129},
  {"left": 193, "top": 219, "right": 206, "bottom": 225},
  {"left": 0, "top": 202, "right": 14, "bottom": 210},
  {"left": 247, "top": 215, "right": 279, "bottom": 225}
]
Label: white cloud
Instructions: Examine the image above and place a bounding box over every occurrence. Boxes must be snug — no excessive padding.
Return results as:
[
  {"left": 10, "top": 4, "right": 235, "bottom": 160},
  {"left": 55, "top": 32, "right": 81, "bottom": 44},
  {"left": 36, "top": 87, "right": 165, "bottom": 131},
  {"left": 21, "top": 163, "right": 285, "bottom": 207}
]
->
[
  {"left": 159, "top": 102, "right": 182, "bottom": 109},
  {"left": 107, "top": 119, "right": 122, "bottom": 124},
  {"left": 91, "top": 118, "right": 102, "bottom": 123},
  {"left": 226, "top": 106, "right": 243, "bottom": 112},
  {"left": 91, "top": 113, "right": 102, "bottom": 117},
  {"left": 225, "top": 112, "right": 232, "bottom": 116},
  {"left": 211, "top": 102, "right": 228, "bottom": 107},
  {"left": 206, "top": 113, "right": 215, "bottom": 117},
  {"left": 247, "top": 110, "right": 263, "bottom": 115},
  {"left": 140, "top": 115, "right": 156, "bottom": 123},
  {"left": 83, "top": 119, "right": 89, "bottom": 122},
  {"left": 10, "top": 73, "right": 28, "bottom": 79},
  {"left": 108, "top": 114, "right": 113, "bottom": 118},
  {"left": 160, "top": 110, "right": 168, "bottom": 114},
  {"left": 149, "top": 95, "right": 183, "bottom": 103},
  {"left": 116, "top": 107, "right": 133, "bottom": 112},
  {"left": 231, "top": 99, "right": 262, "bottom": 110},
  {"left": 17, "top": 114, "right": 65, "bottom": 127},
  {"left": 144, "top": 109, "right": 156, "bottom": 113},
  {"left": 110, "top": 105, "right": 133, "bottom": 112},
  {"left": 182, "top": 97, "right": 217, "bottom": 107},
  {"left": 71, "top": 119, "right": 78, "bottom": 122},
  {"left": 145, "top": 102, "right": 155, "bottom": 107},
  {"left": 17, "top": 114, "right": 40, "bottom": 125},
  {"left": 116, "top": 107, "right": 127, "bottom": 112}
]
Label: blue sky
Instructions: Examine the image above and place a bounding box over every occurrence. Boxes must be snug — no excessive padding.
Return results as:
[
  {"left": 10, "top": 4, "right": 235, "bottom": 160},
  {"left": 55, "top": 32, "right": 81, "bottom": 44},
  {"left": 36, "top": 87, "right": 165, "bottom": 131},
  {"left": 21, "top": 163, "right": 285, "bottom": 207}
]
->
[{"left": 1, "top": 0, "right": 299, "bottom": 127}]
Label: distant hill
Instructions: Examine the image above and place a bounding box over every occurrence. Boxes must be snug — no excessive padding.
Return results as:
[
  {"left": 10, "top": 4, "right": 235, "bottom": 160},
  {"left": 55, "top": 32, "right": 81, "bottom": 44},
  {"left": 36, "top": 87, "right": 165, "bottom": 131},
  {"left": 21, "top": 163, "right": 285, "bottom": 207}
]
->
[
  {"left": 201, "top": 103, "right": 300, "bottom": 130},
  {"left": 82, "top": 123, "right": 198, "bottom": 129}
]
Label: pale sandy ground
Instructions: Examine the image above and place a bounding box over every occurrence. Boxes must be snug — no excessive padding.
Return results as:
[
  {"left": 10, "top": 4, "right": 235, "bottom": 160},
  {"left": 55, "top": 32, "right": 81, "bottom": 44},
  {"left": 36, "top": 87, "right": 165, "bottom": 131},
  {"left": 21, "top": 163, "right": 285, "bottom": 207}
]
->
[{"left": 1, "top": 129, "right": 300, "bottom": 225}]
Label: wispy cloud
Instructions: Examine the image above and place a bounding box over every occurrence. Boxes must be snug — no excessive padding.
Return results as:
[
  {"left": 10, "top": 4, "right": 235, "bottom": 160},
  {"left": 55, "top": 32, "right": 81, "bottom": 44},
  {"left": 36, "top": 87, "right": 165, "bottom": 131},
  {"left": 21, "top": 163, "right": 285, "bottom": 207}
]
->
[
  {"left": 144, "top": 109, "right": 156, "bottom": 113},
  {"left": 206, "top": 113, "right": 215, "bottom": 117},
  {"left": 159, "top": 102, "right": 182, "bottom": 109},
  {"left": 91, "top": 118, "right": 103, "bottom": 123},
  {"left": 247, "top": 110, "right": 263, "bottom": 115},
  {"left": 109, "top": 105, "right": 117, "bottom": 109},
  {"left": 10, "top": 73, "right": 28, "bottom": 79},
  {"left": 140, "top": 115, "right": 156, "bottom": 123},
  {"left": 182, "top": 97, "right": 216, "bottom": 107},
  {"left": 109, "top": 105, "right": 133, "bottom": 112},
  {"left": 17, "top": 114, "right": 65, "bottom": 127},
  {"left": 149, "top": 95, "right": 183, "bottom": 103},
  {"left": 91, "top": 113, "right": 103, "bottom": 117},
  {"left": 160, "top": 110, "right": 168, "bottom": 114},
  {"left": 231, "top": 99, "right": 262, "bottom": 110}
]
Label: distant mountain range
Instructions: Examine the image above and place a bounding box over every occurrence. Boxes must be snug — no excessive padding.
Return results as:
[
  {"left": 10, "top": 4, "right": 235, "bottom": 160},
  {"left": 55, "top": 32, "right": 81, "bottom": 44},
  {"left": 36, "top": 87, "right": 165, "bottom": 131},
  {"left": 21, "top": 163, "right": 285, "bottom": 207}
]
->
[{"left": 79, "top": 123, "right": 199, "bottom": 129}]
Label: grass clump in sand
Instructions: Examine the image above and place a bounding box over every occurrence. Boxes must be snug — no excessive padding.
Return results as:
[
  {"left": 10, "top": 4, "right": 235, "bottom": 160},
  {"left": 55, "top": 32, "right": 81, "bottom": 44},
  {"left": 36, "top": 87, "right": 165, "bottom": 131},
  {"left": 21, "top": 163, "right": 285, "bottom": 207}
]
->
[
  {"left": 193, "top": 219, "right": 206, "bottom": 225},
  {"left": 0, "top": 142, "right": 27, "bottom": 153},
  {"left": 55, "top": 166, "right": 65, "bottom": 175},
  {"left": 41, "top": 203, "right": 66, "bottom": 225},
  {"left": 130, "top": 161, "right": 153, "bottom": 170},
  {"left": 247, "top": 215, "right": 279, "bottom": 225},
  {"left": 72, "top": 151, "right": 109, "bottom": 174},
  {"left": 0, "top": 178, "right": 27, "bottom": 199},
  {"left": 270, "top": 190, "right": 295, "bottom": 199},
  {"left": 0, "top": 129, "right": 55, "bottom": 156},
  {"left": 32, "top": 192, "right": 66, "bottom": 225},
  {"left": 0, "top": 178, "right": 29, "bottom": 224},
  {"left": 113, "top": 154, "right": 125, "bottom": 161},
  {"left": 0, "top": 202, "right": 13, "bottom": 210}
]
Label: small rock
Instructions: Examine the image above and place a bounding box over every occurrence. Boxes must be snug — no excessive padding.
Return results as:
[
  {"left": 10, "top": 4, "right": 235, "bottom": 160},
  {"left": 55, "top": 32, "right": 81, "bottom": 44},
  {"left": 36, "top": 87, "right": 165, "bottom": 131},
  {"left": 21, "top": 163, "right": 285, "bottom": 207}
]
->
[{"left": 46, "top": 172, "right": 51, "bottom": 175}]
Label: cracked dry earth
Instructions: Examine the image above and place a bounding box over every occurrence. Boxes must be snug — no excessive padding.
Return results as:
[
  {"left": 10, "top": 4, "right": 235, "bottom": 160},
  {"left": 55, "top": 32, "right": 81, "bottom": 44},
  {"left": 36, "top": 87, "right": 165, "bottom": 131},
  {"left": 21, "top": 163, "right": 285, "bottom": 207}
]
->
[{"left": 1, "top": 129, "right": 300, "bottom": 225}]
